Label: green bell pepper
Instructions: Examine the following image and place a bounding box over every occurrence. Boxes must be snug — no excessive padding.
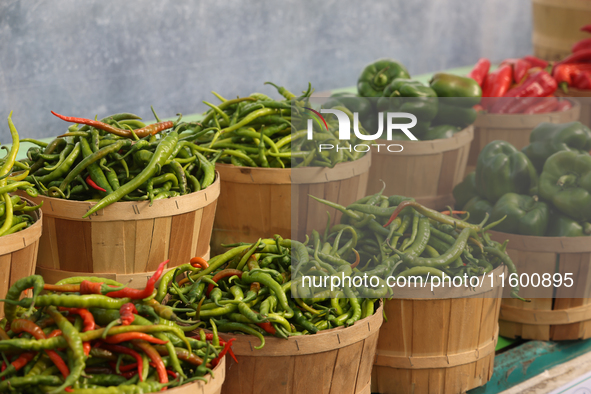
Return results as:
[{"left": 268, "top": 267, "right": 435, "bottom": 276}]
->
[
  {"left": 376, "top": 79, "right": 438, "bottom": 122},
  {"left": 539, "top": 151, "right": 591, "bottom": 221},
  {"left": 422, "top": 124, "right": 461, "bottom": 140},
  {"left": 453, "top": 172, "right": 477, "bottom": 209},
  {"left": 475, "top": 140, "right": 539, "bottom": 203},
  {"left": 489, "top": 193, "right": 549, "bottom": 236},
  {"left": 357, "top": 59, "right": 410, "bottom": 97},
  {"left": 431, "top": 102, "right": 477, "bottom": 128},
  {"left": 547, "top": 210, "right": 591, "bottom": 237},
  {"left": 522, "top": 121, "right": 591, "bottom": 173},
  {"left": 463, "top": 196, "right": 493, "bottom": 225},
  {"left": 429, "top": 73, "right": 482, "bottom": 107}
]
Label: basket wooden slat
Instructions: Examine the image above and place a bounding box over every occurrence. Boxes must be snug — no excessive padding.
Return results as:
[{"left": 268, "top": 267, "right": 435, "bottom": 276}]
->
[
  {"left": 490, "top": 230, "right": 591, "bottom": 340},
  {"left": 468, "top": 101, "right": 581, "bottom": 169},
  {"left": 212, "top": 154, "right": 371, "bottom": 253},
  {"left": 0, "top": 198, "right": 42, "bottom": 318},
  {"left": 371, "top": 265, "right": 504, "bottom": 394},
  {"left": 21, "top": 176, "right": 219, "bottom": 288},
  {"left": 556, "top": 89, "right": 591, "bottom": 129},
  {"left": 220, "top": 303, "right": 382, "bottom": 394},
  {"left": 532, "top": 0, "right": 591, "bottom": 61},
  {"left": 366, "top": 126, "right": 473, "bottom": 210}
]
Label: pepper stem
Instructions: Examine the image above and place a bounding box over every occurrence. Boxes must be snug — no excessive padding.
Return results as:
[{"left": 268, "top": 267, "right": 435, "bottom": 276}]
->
[
  {"left": 372, "top": 66, "right": 391, "bottom": 88},
  {"left": 557, "top": 174, "right": 577, "bottom": 187}
]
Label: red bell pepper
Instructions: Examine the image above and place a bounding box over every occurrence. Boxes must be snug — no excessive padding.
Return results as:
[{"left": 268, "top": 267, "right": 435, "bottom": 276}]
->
[
  {"left": 553, "top": 63, "right": 591, "bottom": 92},
  {"left": 504, "top": 97, "right": 544, "bottom": 114},
  {"left": 522, "top": 97, "right": 559, "bottom": 114},
  {"left": 501, "top": 58, "right": 532, "bottom": 83},
  {"left": 581, "top": 24, "right": 591, "bottom": 34},
  {"left": 490, "top": 70, "right": 557, "bottom": 113},
  {"left": 467, "top": 58, "right": 490, "bottom": 86},
  {"left": 574, "top": 71, "right": 591, "bottom": 90},
  {"left": 523, "top": 55, "right": 549, "bottom": 69},
  {"left": 482, "top": 65, "right": 513, "bottom": 97}
]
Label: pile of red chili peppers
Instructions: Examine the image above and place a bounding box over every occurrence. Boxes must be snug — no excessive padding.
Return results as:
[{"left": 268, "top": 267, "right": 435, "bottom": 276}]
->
[
  {"left": 552, "top": 24, "right": 591, "bottom": 92},
  {"left": 0, "top": 260, "right": 234, "bottom": 393},
  {"left": 467, "top": 55, "right": 572, "bottom": 114}
]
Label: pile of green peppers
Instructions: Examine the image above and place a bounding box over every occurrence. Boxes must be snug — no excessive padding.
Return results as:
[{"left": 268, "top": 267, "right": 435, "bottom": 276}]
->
[
  {"left": 160, "top": 237, "right": 378, "bottom": 347},
  {"left": 454, "top": 121, "right": 591, "bottom": 237},
  {"left": 0, "top": 274, "right": 229, "bottom": 394},
  {"left": 20, "top": 111, "right": 217, "bottom": 217},
  {"left": 329, "top": 58, "right": 482, "bottom": 141},
  {"left": 195, "top": 83, "right": 368, "bottom": 168},
  {"left": 310, "top": 190, "right": 523, "bottom": 300}
]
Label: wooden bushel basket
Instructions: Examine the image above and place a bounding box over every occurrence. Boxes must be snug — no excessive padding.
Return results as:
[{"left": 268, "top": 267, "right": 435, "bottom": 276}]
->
[
  {"left": 21, "top": 176, "right": 219, "bottom": 288},
  {"left": 468, "top": 100, "right": 581, "bottom": 169},
  {"left": 219, "top": 303, "right": 383, "bottom": 394},
  {"left": 0, "top": 197, "right": 42, "bottom": 318},
  {"left": 372, "top": 265, "right": 505, "bottom": 394},
  {"left": 167, "top": 356, "right": 225, "bottom": 394},
  {"left": 490, "top": 231, "right": 591, "bottom": 341},
  {"left": 556, "top": 89, "right": 591, "bottom": 128},
  {"left": 365, "top": 126, "right": 473, "bottom": 211},
  {"left": 212, "top": 153, "right": 371, "bottom": 253},
  {"left": 532, "top": 0, "right": 591, "bottom": 61}
]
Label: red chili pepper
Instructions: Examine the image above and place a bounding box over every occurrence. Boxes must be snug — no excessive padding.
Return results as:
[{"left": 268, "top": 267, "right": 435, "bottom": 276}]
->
[
  {"left": 574, "top": 71, "right": 591, "bottom": 90},
  {"left": 523, "top": 55, "right": 549, "bottom": 69},
  {"left": 350, "top": 249, "right": 361, "bottom": 269},
  {"left": 165, "top": 369, "right": 178, "bottom": 379},
  {"left": 206, "top": 269, "right": 243, "bottom": 296},
  {"left": 211, "top": 338, "right": 236, "bottom": 367},
  {"left": 556, "top": 99, "right": 573, "bottom": 112},
  {"left": 86, "top": 175, "right": 106, "bottom": 192},
  {"left": 522, "top": 97, "right": 560, "bottom": 114},
  {"left": 556, "top": 49, "right": 591, "bottom": 66},
  {"left": 581, "top": 24, "right": 591, "bottom": 34},
  {"left": 553, "top": 63, "right": 591, "bottom": 92},
  {"left": 504, "top": 70, "right": 557, "bottom": 97},
  {"left": 3, "top": 352, "right": 35, "bottom": 378},
  {"left": 132, "top": 340, "right": 168, "bottom": 384},
  {"left": 119, "top": 303, "right": 138, "bottom": 326},
  {"left": 119, "top": 370, "right": 138, "bottom": 379},
  {"left": 106, "top": 260, "right": 169, "bottom": 299},
  {"left": 51, "top": 111, "right": 174, "bottom": 139},
  {"left": 572, "top": 38, "right": 591, "bottom": 53},
  {"left": 467, "top": 58, "right": 490, "bottom": 86},
  {"left": 504, "top": 97, "right": 544, "bottom": 114},
  {"left": 11, "top": 320, "right": 70, "bottom": 380},
  {"left": 59, "top": 307, "right": 95, "bottom": 356},
  {"left": 102, "top": 333, "right": 168, "bottom": 345},
  {"left": 482, "top": 65, "right": 513, "bottom": 98},
  {"left": 190, "top": 256, "right": 209, "bottom": 269},
  {"left": 101, "top": 344, "right": 144, "bottom": 382},
  {"left": 79, "top": 280, "right": 104, "bottom": 295},
  {"left": 256, "top": 321, "right": 276, "bottom": 335},
  {"left": 501, "top": 58, "right": 532, "bottom": 83}
]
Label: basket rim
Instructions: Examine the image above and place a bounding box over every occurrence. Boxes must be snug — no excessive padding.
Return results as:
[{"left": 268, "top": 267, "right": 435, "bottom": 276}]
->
[
  {"left": 488, "top": 230, "right": 591, "bottom": 253},
  {"left": 371, "top": 125, "right": 474, "bottom": 156},
  {"left": 0, "top": 195, "right": 43, "bottom": 255}
]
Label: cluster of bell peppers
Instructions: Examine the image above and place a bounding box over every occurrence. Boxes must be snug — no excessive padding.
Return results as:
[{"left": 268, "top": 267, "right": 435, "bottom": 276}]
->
[
  {"left": 552, "top": 24, "right": 591, "bottom": 92},
  {"left": 454, "top": 121, "right": 591, "bottom": 237},
  {"left": 325, "top": 58, "right": 482, "bottom": 142},
  {"left": 467, "top": 56, "right": 572, "bottom": 114},
  {"left": 0, "top": 261, "right": 232, "bottom": 393}
]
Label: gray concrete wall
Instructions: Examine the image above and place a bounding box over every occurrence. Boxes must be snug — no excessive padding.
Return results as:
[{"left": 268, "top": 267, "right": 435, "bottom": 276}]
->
[{"left": 0, "top": 0, "right": 532, "bottom": 140}]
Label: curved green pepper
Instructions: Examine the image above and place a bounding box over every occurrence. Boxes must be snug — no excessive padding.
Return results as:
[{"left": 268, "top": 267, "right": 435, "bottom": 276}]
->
[
  {"left": 522, "top": 122, "right": 591, "bottom": 173},
  {"left": 357, "top": 58, "right": 410, "bottom": 97},
  {"left": 475, "top": 140, "right": 539, "bottom": 203},
  {"left": 539, "top": 151, "right": 591, "bottom": 221},
  {"left": 547, "top": 210, "right": 591, "bottom": 237},
  {"left": 453, "top": 172, "right": 477, "bottom": 209},
  {"left": 463, "top": 196, "right": 493, "bottom": 225},
  {"left": 429, "top": 73, "right": 482, "bottom": 107},
  {"left": 489, "top": 193, "right": 549, "bottom": 236}
]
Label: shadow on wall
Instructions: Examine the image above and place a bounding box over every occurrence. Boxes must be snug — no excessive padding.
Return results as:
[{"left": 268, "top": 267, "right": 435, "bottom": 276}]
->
[{"left": 0, "top": 0, "right": 531, "bottom": 140}]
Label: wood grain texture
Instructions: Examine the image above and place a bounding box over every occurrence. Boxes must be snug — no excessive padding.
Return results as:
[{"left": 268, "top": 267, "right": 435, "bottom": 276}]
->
[
  {"left": 469, "top": 101, "right": 580, "bottom": 166},
  {"left": 219, "top": 304, "right": 383, "bottom": 394},
  {"left": 371, "top": 283, "right": 502, "bottom": 394},
  {"left": 0, "top": 201, "right": 42, "bottom": 318},
  {"left": 366, "top": 127, "right": 473, "bottom": 211},
  {"left": 212, "top": 156, "right": 371, "bottom": 254},
  {"left": 533, "top": 0, "right": 591, "bottom": 61},
  {"left": 493, "top": 231, "right": 591, "bottom": 341},
  {"left": 33, "top": 181, "right": 218, "bottom": 288}
]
